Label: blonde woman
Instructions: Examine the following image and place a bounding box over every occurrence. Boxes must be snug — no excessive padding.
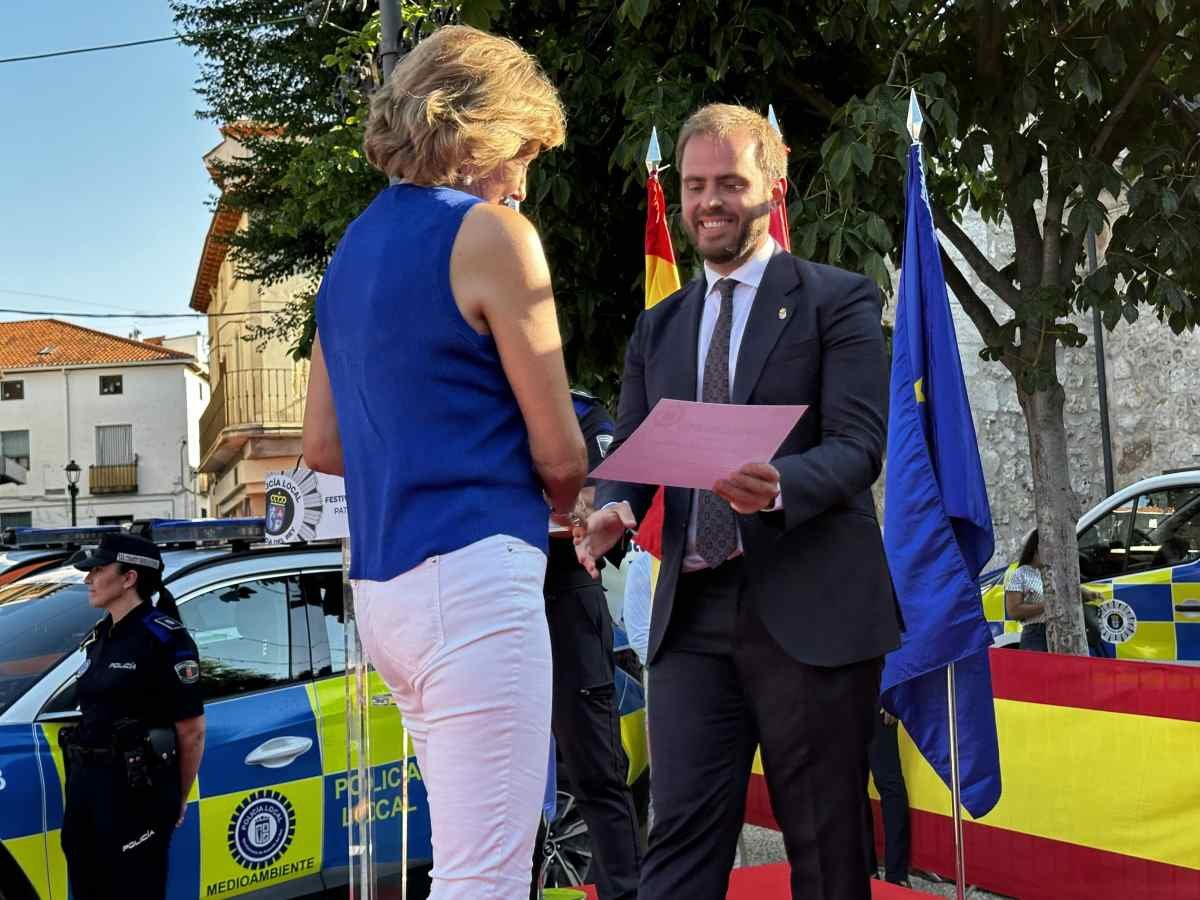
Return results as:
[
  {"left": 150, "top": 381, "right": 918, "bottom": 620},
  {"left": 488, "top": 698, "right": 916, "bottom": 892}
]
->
[{"left": 302, "top": 25, "right": 586, "bottom": 898}]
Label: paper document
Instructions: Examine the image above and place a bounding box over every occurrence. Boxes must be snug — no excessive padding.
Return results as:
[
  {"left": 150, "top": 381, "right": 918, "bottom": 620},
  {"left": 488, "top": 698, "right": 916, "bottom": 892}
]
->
[{"left": 589, "top": 399, "right": 807, "bottom": 490}]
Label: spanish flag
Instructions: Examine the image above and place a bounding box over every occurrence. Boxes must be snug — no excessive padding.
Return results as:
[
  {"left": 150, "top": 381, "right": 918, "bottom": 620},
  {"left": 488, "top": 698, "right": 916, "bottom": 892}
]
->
[
  {"left": 636, "top": 132, "right": 681, "bottom": 560},
  {"left": 644, "top": 167, "right": 680, "bottom": 309}
]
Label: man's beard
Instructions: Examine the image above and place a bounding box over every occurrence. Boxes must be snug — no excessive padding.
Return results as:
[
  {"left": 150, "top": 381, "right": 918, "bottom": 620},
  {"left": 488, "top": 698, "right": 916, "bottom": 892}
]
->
[{"left": 687, "top": 212, "right": 769, "bottom": 267}]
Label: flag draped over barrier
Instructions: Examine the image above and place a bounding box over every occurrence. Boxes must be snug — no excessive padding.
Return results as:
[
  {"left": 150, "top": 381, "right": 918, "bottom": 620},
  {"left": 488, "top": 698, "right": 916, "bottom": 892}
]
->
[{"left": 880, "top": 120, "right": 1002, "bottom": 819}]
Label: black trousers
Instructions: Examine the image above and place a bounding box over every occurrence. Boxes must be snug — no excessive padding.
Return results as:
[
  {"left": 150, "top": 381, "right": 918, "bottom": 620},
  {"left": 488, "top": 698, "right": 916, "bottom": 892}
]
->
[
  {"left": 62, "top": 759, "right": 180, "bottom": 900},
  {"left": 866, "top": 712, "right": 911, "bottom": 883},
  {"left": 536, "top": 574, "right": 641, "bottom": 900},
  {"left": 640, "top": 558, "right": 881, "bottom": 900}
]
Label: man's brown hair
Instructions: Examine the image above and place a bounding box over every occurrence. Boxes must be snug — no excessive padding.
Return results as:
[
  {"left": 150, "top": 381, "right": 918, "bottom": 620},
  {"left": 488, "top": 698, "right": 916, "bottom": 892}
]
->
[{"left": 675, "top": 103, "right": 787, "bottom": 184}]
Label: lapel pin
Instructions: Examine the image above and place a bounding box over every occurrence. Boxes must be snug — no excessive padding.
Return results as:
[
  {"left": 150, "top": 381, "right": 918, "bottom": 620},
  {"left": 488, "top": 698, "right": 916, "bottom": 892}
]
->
[{"left": 778, "top": 307, "right": 788, "bottom": 320}]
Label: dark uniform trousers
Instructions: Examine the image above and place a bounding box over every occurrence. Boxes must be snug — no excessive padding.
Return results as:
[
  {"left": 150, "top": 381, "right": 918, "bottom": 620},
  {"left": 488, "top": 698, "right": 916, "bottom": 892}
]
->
[
  {"left": 62, "top": 755, "right": 180, "bottom": 900},
  {"left": 543, "top": 554, "right": 642, "bottom": 900},
  {"left": 640, "top": 558, "right": 881, "bottom": 900},
  {"left": 866, "top": 712, "right": 911, "bottom": 884}
]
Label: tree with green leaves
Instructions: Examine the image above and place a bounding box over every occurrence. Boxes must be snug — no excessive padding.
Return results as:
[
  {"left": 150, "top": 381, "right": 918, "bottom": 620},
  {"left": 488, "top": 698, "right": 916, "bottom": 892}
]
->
[
  {"left": 804, "top": 0, "right": 1200, "bottom": 654},
  {"left": 174, "top": 0, "right": 1200, "bottom": 654}
]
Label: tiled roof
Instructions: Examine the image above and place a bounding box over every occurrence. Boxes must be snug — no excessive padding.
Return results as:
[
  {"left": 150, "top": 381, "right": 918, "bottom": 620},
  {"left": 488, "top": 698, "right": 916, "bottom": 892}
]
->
[
  {"left": 0, "top": 319, "right": 194, "bottom": 369},
  {"left": 190, "top": 203, "right": 241, "bottom": 313}
]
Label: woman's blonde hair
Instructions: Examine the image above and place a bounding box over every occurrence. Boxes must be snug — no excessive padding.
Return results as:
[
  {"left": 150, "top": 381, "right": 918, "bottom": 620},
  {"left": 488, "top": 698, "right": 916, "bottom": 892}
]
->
[
  {"left": 675, "top": 103, "right": 788, "bottom": 184},
  {"left": 363, "top": 25, "right": 565, "bottom": 185}
]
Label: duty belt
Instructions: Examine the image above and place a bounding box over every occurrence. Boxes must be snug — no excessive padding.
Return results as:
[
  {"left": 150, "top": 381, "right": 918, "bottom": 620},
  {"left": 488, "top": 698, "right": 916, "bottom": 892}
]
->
[{"left": 64, "top": 744, "right": 118, "bottom": 766}]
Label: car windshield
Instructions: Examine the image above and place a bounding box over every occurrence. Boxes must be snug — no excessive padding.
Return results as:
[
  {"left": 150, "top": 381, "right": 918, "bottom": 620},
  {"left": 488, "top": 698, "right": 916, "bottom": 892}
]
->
[{"left": 0, "top": 578, "right": 102, "bottom": 715}]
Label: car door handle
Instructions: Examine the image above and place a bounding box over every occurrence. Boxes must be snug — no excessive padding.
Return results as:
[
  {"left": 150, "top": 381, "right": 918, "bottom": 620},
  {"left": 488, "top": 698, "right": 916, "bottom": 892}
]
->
[
  {"left": 1175, "top": 602, "right": 1200, "bottom": 615},
  {"left": 244, "top": 736, "right": 313, "bottom": 769}
]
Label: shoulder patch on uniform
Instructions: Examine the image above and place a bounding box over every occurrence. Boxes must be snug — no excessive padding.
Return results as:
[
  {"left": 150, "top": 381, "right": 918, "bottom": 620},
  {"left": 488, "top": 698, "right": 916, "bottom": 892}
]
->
[
  {"left": 143, "top": 613, "right": 185, "bottom": 644},
  {"left": 596, "top": 434, "right": 613, "bottom": 457},
  {"left": 174, "top": 659, "right": 200, "bottom": 685}
]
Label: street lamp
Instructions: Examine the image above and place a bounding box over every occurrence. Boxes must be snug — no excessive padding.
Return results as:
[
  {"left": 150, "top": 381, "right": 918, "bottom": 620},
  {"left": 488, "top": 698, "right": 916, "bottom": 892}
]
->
[{"left": 64, "top": 460, "right": 81, "bottom": 527}]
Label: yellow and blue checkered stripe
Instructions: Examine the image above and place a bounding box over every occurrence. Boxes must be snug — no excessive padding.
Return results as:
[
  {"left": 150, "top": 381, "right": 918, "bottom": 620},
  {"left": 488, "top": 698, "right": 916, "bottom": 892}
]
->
[{"left": 983, "top": 556, "right": 1200, "bottom": 661}]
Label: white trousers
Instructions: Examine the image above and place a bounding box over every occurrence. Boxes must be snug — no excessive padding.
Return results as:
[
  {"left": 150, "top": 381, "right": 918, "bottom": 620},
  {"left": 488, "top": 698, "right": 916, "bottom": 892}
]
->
[{"left": 354, "top": 534, "right": 551, "bottom": 899}]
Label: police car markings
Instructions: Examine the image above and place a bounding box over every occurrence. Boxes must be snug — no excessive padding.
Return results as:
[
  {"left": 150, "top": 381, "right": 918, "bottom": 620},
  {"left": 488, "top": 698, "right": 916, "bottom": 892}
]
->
[
  {"left": 1098, "top": 599, "right": 1138, "bottom": 644},
  {"left": 332, "top": 761, "right": 423, "bottom": 827},
  {"left": 228, "top": 789, "right": 295, "bottom": 869}
]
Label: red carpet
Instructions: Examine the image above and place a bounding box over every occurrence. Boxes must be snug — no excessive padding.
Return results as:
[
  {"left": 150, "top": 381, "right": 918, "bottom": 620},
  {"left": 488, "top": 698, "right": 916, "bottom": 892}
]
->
[{"left": 579, "top": 863, "right": 939, "bottom": 897}]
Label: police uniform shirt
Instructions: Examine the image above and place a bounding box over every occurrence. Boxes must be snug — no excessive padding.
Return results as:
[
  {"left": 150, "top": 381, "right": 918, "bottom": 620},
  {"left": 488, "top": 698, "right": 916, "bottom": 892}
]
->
[
  {"left": 75, "top": 601, "right": 203, "bottom": 746},
  {"left": 546, "top": 391, "right": 614, "bottom": 577},
  {"left": 574, "top": 391, "right": 615, "bottom": 485}
]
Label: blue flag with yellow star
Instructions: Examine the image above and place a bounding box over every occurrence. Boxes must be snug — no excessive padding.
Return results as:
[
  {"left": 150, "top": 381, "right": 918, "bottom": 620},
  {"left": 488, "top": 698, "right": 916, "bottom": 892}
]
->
[{"left": 881, "top": 143, "right": 1001, "bottom": 819}]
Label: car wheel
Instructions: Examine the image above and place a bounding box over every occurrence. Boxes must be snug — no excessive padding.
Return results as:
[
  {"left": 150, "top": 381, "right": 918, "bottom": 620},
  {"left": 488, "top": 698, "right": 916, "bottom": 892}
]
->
[{"left": 542, "top": 789, "right": 593, "bottom": 887}]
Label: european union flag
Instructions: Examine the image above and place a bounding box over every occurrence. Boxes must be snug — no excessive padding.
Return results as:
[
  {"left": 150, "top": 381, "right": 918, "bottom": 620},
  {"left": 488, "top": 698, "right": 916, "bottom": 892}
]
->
[{"left": 881, "top": 137, "right": 1002, "bottom": 819}]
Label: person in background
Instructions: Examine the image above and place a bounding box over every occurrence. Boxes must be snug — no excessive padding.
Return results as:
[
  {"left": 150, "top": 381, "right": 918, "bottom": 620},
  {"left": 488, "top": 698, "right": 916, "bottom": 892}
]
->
[
  {"left": 533, "top": 389, "right": 641, "bottom": 899},
  {"left": 1005, "top": 529, "right": 1048, "bottom": 651},
  {"left": 59, "top": 534, "right": 205, "bottom": 900},
  {"left": 302, "top": 25, "right": 587, "bottom": 898},
  {"left": 620, "top": 547, "right": 652, "bottom": 669},
  {"left": 865, "top": 709, "right": 911, "bottom": 887}
]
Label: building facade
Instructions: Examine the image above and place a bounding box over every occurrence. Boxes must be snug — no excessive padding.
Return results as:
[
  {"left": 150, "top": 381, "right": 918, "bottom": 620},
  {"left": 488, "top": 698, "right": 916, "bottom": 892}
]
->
[
  {"left": 0, "top": 320, "right": 208, "bottom": 528},
  {"left": 191, "top": 127, "right": 310, "bottom": 518}
]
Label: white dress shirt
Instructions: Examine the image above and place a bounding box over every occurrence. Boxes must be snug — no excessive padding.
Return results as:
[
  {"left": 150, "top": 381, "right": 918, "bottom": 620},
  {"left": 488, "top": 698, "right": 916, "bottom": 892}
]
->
[{"left": 682, "top": 237, "right": 780, "bottom": 572}]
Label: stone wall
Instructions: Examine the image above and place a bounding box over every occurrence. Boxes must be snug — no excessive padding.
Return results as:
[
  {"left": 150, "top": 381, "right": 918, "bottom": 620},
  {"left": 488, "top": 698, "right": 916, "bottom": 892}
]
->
[{"left": 881, "top": 212, "right": 1200, "bottom": 567}]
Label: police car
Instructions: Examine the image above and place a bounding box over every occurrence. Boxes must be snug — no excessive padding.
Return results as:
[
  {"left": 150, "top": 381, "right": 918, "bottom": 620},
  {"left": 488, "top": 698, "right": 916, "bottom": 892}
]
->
[
  {"left": 0, "top": 520, "right": 649, "bottom": 899},
  {"left": 982, "top": 470, "right": 1200, "bottom": 661}
]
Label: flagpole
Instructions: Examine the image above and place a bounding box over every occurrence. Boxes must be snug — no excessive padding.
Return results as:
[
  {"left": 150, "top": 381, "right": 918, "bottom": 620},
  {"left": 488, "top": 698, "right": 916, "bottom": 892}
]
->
[
  {"left": 908, "top": 88, "right": 968, "bottom": 900},
  {"left": 946, "top": 664, "right": 967, "bottom": 900}
]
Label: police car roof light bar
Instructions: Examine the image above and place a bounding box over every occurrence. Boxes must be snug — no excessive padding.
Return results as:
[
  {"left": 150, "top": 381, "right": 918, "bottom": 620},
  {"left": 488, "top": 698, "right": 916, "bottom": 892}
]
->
[
  {"left": 0, "top": 525, "right": 122, "bottom": 548},
  {"left": 132, "top": 518, "right": 265, "bottom": 547}
]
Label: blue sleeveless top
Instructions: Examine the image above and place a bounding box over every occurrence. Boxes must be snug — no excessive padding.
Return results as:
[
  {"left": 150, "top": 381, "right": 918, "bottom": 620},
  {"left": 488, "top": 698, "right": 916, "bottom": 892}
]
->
[{"left": 315, "top": 185, "right": 548, "bottom": 581}]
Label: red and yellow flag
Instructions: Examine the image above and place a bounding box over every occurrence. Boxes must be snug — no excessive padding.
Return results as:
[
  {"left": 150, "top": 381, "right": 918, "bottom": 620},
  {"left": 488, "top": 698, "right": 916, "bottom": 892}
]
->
[
  {"left": 768, "top": 179, "right": 791, "bottom": 252},
  {"left": 767, "top": 105, "right": 791, "bottom": 252},
  {"left": 644, "top": 168, "right": 681, "bottom": 309},
  {"left": 637, "top": 146, "right": 681, "bottom": 560}
]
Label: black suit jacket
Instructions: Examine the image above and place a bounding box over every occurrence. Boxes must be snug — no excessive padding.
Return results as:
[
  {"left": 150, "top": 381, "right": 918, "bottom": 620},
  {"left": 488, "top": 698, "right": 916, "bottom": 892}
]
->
[{"left": 597, "top": 251, "right": 903, "bottom": 667}]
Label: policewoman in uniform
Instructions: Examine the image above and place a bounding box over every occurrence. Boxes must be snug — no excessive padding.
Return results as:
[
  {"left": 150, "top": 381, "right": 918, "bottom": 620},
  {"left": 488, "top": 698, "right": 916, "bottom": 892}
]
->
[
  {"left": 536, "top": 389, "right": 641, "bottom": 899},
  {"left": 59, "top": 534, "right": 206, "bottom": 900}
]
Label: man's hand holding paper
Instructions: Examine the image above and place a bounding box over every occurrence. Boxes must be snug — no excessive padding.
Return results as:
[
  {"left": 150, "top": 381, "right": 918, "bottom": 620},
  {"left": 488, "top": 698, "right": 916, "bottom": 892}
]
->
[{"left": 714, "top": 461, "right": 782, "bottom": 514}]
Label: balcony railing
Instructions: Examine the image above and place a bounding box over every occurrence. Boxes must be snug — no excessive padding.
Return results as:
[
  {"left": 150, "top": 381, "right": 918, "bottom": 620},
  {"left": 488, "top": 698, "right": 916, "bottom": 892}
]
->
[
  {"left": 90, "top": 460, "right": 138, "bottom": 494},
  {"left": 200, "top": 368, "right": 308, "bottom": 463}
]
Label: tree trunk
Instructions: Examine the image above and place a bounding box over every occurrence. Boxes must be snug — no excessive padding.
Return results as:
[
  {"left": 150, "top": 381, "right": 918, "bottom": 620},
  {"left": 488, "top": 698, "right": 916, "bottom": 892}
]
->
[{"left": 1017, "top": 381, "right": 1090, "bottom": 656}]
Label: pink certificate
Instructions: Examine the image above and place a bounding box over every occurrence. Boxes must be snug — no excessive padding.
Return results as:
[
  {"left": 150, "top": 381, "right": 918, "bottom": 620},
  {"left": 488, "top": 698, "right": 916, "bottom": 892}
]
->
[{"left": 590, "top": 399, "right": 807, "bottom": 490}]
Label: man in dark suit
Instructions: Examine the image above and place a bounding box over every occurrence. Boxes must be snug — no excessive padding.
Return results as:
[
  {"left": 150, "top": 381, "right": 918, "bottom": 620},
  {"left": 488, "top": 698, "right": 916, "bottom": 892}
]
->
[{"left": 575, "top": 103, "right": 902, "bottom": 900}]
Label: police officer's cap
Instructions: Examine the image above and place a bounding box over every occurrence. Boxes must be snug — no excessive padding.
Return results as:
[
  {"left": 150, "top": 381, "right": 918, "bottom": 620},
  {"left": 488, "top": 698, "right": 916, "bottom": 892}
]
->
[{"left": 71, "top": 533, "right": 163, "bottom": 574}]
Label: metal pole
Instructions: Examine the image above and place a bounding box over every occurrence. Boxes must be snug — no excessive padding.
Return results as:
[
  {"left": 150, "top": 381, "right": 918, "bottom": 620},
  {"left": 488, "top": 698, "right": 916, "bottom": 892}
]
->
[
  {"left": 1087, "top": 228, "right": 1115, "bottom": 497},
  {"left": 378, "top": 0, "right": 402, "bottom": 80},
  {"left": 344, "top": 537, "right": 376, "bottom": 900},
  {"left": 947, "top": 663, "right": 967, "bottom": 900},
  {"left": 379, "top": 0, "right": 402, "bottom": 190},
  {"left": 68, "top": 484, "right": 78, "bottom": 526}
]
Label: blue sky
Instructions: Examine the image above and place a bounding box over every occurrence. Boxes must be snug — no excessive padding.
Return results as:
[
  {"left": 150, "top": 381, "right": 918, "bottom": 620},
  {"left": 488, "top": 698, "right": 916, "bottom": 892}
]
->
[{"left": 0, "top": 2, "right": 217, "bottom": 341}]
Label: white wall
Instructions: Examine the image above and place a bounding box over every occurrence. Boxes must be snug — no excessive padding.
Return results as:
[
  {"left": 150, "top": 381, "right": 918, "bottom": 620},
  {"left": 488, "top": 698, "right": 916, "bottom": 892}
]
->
[{"left": 0, "top": 361, "right": 202, "bottom": 527}]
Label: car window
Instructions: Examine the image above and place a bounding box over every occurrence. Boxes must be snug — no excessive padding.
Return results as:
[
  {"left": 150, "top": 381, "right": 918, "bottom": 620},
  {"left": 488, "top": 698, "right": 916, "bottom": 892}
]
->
[
  {"left": 0, "top": 580, "right": 100, "bottom": 715},
  {"left": 178, "top": 576, "right": 310, "bottom": 702},
  {"left": 299, "top": 571, "right": 346, "bottom": 677},
  {"left": 1079, "top": 502, "right": 1135, "bottom": 580},
  {"left": 1124, "top": 486, "right": 1200, "bottom": 575}
]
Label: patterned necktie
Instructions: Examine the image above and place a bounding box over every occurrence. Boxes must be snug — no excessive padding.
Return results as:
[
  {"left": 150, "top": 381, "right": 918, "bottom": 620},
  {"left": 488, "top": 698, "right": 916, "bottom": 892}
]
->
[{"left": 696, "top": 277, "right": 740, "bottom": 569}]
